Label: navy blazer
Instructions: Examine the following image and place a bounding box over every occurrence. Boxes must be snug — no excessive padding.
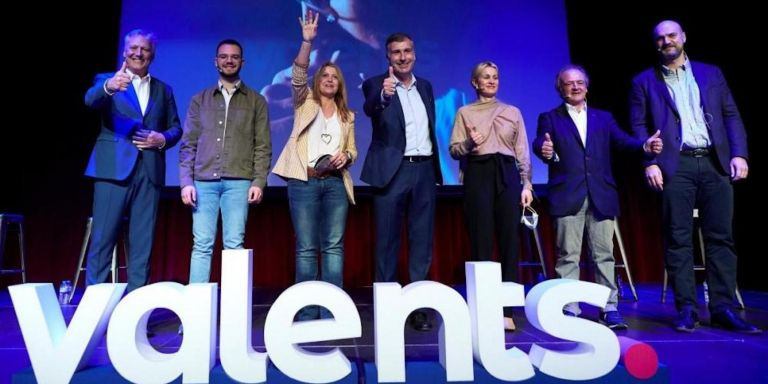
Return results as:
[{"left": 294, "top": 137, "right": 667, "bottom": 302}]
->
[
  {"left": 630, "top": 61, "right": 748, "bottom": 178},
  {"left": 360, "top": 72, "right": 442, "bottom": 188},
  {"left": 533, "top": 105, "right": 644, "bottom": 217},
  {"left": 84, "top": 73, "right": 182, "bottom": 185}
]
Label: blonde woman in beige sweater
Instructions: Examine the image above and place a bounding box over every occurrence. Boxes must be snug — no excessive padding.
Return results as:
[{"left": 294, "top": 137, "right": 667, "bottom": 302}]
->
[{"left": 450, "top": 61, "right": 533, "bottom": 331}]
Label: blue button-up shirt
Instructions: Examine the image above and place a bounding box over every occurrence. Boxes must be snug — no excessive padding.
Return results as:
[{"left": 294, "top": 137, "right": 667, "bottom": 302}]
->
[
  {"left": 661, "top": 58, "right": 711, "bottom": 149},
  {"left": 395, "top": 74, "right": 432, "bottom": 156}
]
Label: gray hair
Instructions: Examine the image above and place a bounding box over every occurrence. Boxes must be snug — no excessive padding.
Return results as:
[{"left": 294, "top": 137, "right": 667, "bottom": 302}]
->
[
  {"left": 555, "top": 64, "right": 589, "bottom": 93},
  {"left": 124, "top": 29, "right": 157, "bottom": 51}
]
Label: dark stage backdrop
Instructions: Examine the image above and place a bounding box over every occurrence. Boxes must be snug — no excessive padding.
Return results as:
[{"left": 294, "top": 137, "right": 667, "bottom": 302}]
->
[{"left": 2, "top": 1, "right": 764, "bottom": 292}]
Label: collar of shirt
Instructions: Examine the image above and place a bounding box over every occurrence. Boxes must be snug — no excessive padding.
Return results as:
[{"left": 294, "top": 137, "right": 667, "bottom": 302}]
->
[
  {"left": 125, "top": 69, "right": 151, "bottom": 84},
  {"left": 395, "top": 73, "right": 417, "bottom": 90},
  {"left": 661, "top": 55, "right": 691, "bottom": 77},
  {"left": 565, "top": 101, "right": 587, "bottom": 114},
  {"left": 217, "top": 80, "right": 242, "bottom": 95}
]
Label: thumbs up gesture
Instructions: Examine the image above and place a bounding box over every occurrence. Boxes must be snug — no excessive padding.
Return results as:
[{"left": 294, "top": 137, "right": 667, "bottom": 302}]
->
[
  {"left": 382, "top": 66, "right": 397, "bottom": 98},
  {"left": 106, "top": 61, "right": 131, "bottom": 93},
  {"left": 541, "top": 132, "right": 554, "bottom": 160},
  {"left": 643, "top": 130, "right": 663, "bottom": 154},
  {"left": 468, "top": 126, "right": 484, "bottom": 146}
]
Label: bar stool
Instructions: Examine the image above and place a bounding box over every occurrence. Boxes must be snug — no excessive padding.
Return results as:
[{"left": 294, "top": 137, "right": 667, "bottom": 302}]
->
[
  {"left": 661, "top": 209, "right": 745, "bottom": 308},
  {"left": 613, "top": 221, "right": 638, "bottom": 301},
  {"left": 70, "top": 216, "right": 127, "bottom": 304},
  {"left": 0, "top": 213, "right": 27, "bottom": 283}
]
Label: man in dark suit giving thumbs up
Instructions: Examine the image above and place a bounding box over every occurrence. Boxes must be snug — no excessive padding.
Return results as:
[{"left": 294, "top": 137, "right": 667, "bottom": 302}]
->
[{"left": 361, "top": 32, "right": 442, "bottom": 331}]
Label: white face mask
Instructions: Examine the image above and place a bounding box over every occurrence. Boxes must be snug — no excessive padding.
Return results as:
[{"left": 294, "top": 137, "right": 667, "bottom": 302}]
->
[{"left": 521, "top": 206, "right": 539, "bottom": 229}]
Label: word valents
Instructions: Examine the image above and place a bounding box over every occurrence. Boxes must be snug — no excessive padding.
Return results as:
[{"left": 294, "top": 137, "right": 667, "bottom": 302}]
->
[{"left": 10, "top": 250, "right": 619, "bottom": 383}]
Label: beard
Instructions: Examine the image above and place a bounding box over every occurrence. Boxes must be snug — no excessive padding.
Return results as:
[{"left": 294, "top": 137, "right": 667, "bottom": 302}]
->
[
  {"left": 660, "top": 45, "right": 684, "bottom": 62},
  {"left": 218, "top": 66, "right": 241, "bottom": 79}
]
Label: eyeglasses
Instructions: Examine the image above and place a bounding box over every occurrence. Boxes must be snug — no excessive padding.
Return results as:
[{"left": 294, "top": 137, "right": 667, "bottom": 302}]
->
[{"left": 561, "top": 80, "right": 586, "bottom": 88}]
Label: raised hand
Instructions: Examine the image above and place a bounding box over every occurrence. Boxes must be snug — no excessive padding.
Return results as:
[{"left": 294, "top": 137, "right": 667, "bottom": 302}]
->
[
  {"left": 643, "top": 130, "right": 663, "bottom": 154},
  {"left": 299, "top": 9, "right": 319, "bottom": 42},
  {"left": 541, "top": 132, "right": 554, "bottom": 160},
  {"left": 382, "top": 66, "right": 397, "bottom": 98},
  {"left": 106, "top": 61, "right": 131, "bottom": 93}
]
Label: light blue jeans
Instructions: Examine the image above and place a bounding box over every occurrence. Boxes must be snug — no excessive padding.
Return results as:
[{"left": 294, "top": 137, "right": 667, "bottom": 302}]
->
[
  {"left": 189, "top": 179, "right": 251, "bottom": 283},
  {"left": 287, "top": 176, "right": 348, "bottom": 320}
]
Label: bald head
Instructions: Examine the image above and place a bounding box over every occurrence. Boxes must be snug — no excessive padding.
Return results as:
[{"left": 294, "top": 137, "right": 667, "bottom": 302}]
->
[
  {"left": 654, "top": 20, "right": 683, "bottom": 38},
  {"left": 653, "top": 20, "right": 686, "bottom": 65}
]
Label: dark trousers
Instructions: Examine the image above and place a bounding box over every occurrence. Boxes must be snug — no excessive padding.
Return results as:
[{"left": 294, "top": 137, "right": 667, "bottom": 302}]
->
[
  {"left": 86, "top": 157, "right": 160, "bottom": 293},
  {"left": 463, "top": 156, "right": 522, "bottom": 283},
  {"left": 662, "top": 154, "right": 737, "bottom": 312},
  {"left": 463, "top": 155, "right": 522, "bottom": 317},
  {"left": 373, "top": 158, "right": 436, "bottom": 283}
]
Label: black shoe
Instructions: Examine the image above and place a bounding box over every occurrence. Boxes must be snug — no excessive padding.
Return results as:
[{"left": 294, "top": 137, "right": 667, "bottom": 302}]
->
[
  {"left": 600, "top": 311, "right": 628, "bottom": 330},
  {"left": 409, "top": 310, "right": 432, "bottom": 332},
  {"left": 674, "top": 307, "right": 699, "bottom": 333},
  {"left": 710, "top": 309, "right": 763, "bottom": 334}
]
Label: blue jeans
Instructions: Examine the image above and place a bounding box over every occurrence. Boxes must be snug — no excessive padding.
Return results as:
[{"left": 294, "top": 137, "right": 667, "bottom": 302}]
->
[
  {"left": 189, "top": 179, "right": 251, "bottom": 283},
  {"left": 287, "top": 176, "right": 349, "bottom": 320}
]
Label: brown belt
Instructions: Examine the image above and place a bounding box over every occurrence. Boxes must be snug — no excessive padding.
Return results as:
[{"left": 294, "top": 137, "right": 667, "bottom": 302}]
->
[{"left": 307, "top": 167, "right": 341, "bottom": 179}]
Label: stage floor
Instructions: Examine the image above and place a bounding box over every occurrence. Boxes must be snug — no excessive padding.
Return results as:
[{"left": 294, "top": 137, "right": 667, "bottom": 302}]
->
[{"left": 2, "top": 283, "right": 766, "bottom": 383}]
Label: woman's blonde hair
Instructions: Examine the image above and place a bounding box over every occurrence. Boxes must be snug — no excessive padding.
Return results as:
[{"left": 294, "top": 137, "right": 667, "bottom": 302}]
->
[
  {"left": 312, "top": 62, "right": 352, "bottom": 123},
  {"left": 471, "top": 61, "right": 499, "bottom": 93}
]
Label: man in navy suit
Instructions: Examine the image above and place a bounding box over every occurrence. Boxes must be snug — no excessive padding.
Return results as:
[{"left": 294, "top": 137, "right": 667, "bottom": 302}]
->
[
  {"left": 630, "top": 20, "right": 760, "bottom": 333},
  {"left": 361, "top": 32, "right": 442, "bottom": 331},
  {"left": 534, "top": 64, "right": 662, "bottom": 330},
  {"left": 84, "top": 29, "right": 182, "bottom": 293}
]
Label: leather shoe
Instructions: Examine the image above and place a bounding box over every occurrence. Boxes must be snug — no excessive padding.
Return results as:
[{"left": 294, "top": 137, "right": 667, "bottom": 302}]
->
[
  {"left": 600, "top": 311, "right": 629, "bottom": 330},
  {"left": 710, "top": 309, "right": 763, "bottom": 334},
  {"left": 674, "top": 307, "right": 699, "bottom": 333},
  {"left": 409, "top": 310, "right": 432, "bottom": 332}
]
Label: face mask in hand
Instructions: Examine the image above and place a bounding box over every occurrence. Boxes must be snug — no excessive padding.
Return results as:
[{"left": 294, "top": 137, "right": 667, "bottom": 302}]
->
[{"left": 520, "top": 206, "right": 539, "bottom": 229}]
